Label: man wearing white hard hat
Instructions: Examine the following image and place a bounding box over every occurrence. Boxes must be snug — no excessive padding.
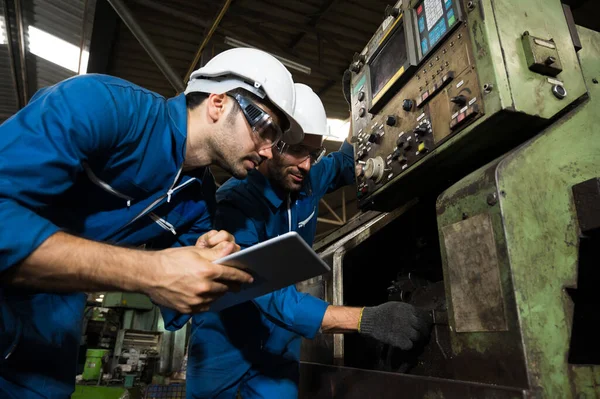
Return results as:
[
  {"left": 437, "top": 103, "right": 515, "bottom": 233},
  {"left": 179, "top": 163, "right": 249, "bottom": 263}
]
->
[
  {"left": 0, "top": 48, "right": 301, "bottom": 398},
  {"left": 179, "top": 84, "right": 431, "bottom": 398}
]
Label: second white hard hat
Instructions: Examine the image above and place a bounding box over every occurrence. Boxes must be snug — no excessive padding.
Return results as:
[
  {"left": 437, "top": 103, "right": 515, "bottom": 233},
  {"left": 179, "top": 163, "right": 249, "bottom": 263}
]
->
[
  {"left": 292, "top": 83, "right": 328, "bottom": 142},
  {"left": 184, "top": 47, "right": 304, "bottom": 144}
]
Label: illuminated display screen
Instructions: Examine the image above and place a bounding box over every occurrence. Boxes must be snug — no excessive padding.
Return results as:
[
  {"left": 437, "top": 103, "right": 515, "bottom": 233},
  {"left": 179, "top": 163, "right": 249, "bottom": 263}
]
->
[
  {"left": 416, "top": 0, "right": 458, "bottom": 57},
  {"left": 369, "top": 25, "right": 408, "bottom": 100}
]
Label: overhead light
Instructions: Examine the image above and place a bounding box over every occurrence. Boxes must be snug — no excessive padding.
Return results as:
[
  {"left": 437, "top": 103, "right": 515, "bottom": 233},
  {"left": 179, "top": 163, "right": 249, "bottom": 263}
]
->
[
  {"left": 223, "top": 36, "right": 311, "bottom": 75},
  {"left": 0, "top": 19, "right": 6, "bottom": 45},
  {"left": 95, "top": 298, "right": 103, "bottom": 303},
  {"left": 27, "top": 26, "right": 89, "bottom": 74},
  {"left": 99, "top": 294, "right": 105, "bottom": 298}
]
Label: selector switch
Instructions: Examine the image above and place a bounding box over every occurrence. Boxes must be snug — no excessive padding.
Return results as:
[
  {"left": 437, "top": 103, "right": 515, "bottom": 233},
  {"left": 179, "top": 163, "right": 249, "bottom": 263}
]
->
[
  {"left": 368, "top": 133, "right": 378, "bottom": 143},
  {"left": 391, "top": 149, "right": 402, "bottom": 160},
  {"left": 386, "top": 115, "right": 397, "bottom": 126},
  {"left": 414, "top": 125, "right": 429, "bottom": 136},
  {"left": 358, "top": 91, "right": 365, "bottom": 101},
  {"left": 396, "top": 136, "right": 405, "bottom": 148},
  {"left": 358, "top": 107, "right": 366, "bottom": 117},
  {"left": 450, "top": 95, "right": 468, "bottom": 106},
  {"left": 363, "top": 156, "right": 386, "bottom": 183},
  {"left": 402, "top": 99, "right": 414, "bottom": 112}
]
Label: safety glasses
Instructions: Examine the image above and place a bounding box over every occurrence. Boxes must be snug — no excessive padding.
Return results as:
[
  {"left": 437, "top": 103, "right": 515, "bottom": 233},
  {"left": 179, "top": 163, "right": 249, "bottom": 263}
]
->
[
  {"left": 230, "top": 93, "right": 283, "bottom": 148},
  {"left": 276, "top": 141, "right": 326, "bottom": 165}
]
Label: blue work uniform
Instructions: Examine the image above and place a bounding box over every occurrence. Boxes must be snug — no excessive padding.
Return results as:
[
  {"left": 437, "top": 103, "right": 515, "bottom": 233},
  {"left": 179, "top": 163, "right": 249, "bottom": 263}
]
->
[
  {"left": 182, "top": 141, "right": 355, "bottom": 398},
  {"left": 0, "top": 74, "right": 216, "bottom": 399}
]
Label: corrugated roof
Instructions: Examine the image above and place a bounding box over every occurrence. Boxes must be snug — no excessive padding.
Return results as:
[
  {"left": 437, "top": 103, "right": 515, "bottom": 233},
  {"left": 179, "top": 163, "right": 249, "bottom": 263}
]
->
[
  {"left": 0, "top": 2, "right": 19, "bottom": 122},
  {"left": 0, "top": 0, "right": 94, "bottom": 123},
  {"left": 23, "top": 0, "right": 96, "bottom": 99},
  {"left": 106, "top": 0, "right": 391, "bottom": 120}
]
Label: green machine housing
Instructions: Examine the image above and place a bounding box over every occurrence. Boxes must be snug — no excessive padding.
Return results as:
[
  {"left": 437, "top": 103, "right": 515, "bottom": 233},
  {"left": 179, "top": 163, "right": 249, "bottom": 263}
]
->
[
  {"left": 301, "top": 25, "right": 599, "bottom": 398},
  {"left": 434, "top": 25, "right": 600, "bottom": 398},
  {"left": 349, "top": 0, "right": 587, "bottom": 211}
]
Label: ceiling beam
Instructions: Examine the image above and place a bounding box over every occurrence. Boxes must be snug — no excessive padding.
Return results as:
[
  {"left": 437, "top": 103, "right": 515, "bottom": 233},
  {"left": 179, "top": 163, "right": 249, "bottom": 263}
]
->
[
  {"left": 14, "top": 0, "right": 28, "bottom": 105},
  {"left": 87, "top": 0, "right": 121, "bottom": 74},
  {"left": 107, "top": 0, "right": 184, "bottom": 92},
  {"left": 183, "top": 0, "right": 233, "bottom": 85},
  {"left": 2, "top": 0, "right": 21, "bottom": 109},
  {"left": 288, "top": 0, "right": 340, "bottom": 50},
  {"left": 225, "top": 6, "right": 356, "bottom": 54},
  {"left": 129, "top": 0, "right": 210, "bottom": 28},
  {"left": 244, "top": 24, "right": 342, "bottom": 81}
]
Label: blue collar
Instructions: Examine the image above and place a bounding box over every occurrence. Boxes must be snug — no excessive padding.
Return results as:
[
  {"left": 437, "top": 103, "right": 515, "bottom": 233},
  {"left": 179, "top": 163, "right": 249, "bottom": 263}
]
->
[
  {"left": 246, "top": 170, "right": 286, "bottom": 209},
  {"left": 167, "top": 93, "right": 188, "bottom": 166},
  {"left": 246, "top": 169, "right": 313, "bottom": 210}
]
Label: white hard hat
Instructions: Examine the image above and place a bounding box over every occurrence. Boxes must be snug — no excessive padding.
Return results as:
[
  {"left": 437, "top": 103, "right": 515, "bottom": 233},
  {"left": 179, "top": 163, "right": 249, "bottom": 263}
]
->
[
  {"left": 185, "top": 47, "right": 304, "bottom": 144},
  {"left": 292, "top": 83, "right": 328, "bottom": 144}
]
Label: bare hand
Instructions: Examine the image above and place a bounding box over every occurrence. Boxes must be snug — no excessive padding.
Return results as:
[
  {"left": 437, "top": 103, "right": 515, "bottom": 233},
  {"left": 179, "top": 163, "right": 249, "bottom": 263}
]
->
[
  {"left": 147, "top": 243, "right": 252, "bottom": 313},
  {"left": 195, "top": 230, "right": 240, "bottom": 253}
]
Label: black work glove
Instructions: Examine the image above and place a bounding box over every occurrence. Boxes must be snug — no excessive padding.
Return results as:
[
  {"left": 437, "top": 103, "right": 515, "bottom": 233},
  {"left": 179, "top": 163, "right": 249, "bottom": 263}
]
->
[{"left": 359, "top": 302, "right": 433, "bottom": 350}]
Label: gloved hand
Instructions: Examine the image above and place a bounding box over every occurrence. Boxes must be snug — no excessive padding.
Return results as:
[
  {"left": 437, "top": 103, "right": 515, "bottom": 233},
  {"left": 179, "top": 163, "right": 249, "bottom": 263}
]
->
[{"left": 358, "top": 302, "right": 433, "bottom": 350}]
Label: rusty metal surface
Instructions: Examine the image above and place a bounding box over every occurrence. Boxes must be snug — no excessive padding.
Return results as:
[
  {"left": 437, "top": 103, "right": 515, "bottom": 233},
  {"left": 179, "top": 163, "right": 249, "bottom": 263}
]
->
[
  {"left": 492, "top": 25, "right": 600, "bottom": 399},
  {"left": 442, "top": 213, "right": 507, "bottom": 332},
  {"left": 436, "top": 159, "right": 529, "bottom": 389},
  {"left": 299, "top": 362, "right": 526, "bottom": 399}
]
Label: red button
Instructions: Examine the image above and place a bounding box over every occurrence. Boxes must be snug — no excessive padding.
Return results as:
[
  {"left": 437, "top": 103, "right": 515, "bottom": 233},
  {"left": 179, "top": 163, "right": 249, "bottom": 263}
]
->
[
  {"left": 457, "top": 113, "right": 465, "bottom": 122},
  {"left": 417, "top": 4, "right": 423, "bottom": 15}
]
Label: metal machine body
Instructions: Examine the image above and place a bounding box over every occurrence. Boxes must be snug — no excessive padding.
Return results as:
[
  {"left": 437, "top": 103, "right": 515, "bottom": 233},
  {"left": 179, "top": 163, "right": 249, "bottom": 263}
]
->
[
  {"left": 350, "top": 0, "right": 586, "bottom": 211},
  {"left": 301, "top": 22, "right": 600, "bottom": 399},
  {"left": 435, "top": 25, "right": 600, "bottom": 397}
]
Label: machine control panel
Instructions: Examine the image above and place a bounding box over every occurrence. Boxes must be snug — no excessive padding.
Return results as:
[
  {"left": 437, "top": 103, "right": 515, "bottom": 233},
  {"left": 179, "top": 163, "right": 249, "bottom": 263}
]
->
[{"left": 350, "top": 0, "right": 485, "bottom": 206}]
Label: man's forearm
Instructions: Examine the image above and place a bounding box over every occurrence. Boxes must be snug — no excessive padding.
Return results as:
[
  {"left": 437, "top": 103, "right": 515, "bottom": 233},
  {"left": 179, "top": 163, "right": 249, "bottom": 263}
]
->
[
  {"left": 4, "top": 231, "right": 156, "bottom": 293},
  {"left": 320, "top": 305, "right": 362, "bottom": 333}
]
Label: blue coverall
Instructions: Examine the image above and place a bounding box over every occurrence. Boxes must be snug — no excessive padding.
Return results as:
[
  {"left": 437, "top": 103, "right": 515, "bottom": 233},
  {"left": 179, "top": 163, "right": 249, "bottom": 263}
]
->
[
  {"left": 181, "top": 140, "right": 355, "bottom": 398},
  {"left": 0, "top": 74, "right": 217, "bottom": 399}
]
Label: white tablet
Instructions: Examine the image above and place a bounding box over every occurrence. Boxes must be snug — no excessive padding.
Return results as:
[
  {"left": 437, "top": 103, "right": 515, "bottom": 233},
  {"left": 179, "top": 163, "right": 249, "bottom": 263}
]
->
[{"left": 209, "top": 231, "right": 331, "bottom": 312}]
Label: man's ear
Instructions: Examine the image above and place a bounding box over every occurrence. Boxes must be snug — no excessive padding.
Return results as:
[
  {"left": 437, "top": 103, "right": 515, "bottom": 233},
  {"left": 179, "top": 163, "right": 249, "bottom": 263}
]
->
[{"left": 206, "top": 93, "right": 228, "bottom": 123}]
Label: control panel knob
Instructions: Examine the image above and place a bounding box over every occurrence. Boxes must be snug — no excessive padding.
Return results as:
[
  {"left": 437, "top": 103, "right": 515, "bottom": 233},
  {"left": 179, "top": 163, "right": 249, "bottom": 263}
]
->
[
  {"left": 385, "top": 5, "right": 401, "bottom": 18},
  {"left": 368, "top": 133, "right": 379, "bottom": 143},
  {"left": 450, "top": 95, "right": 468, "bottom": 106},
  {"left": 391, "top": 149, "right": 402, "bottom": 160},
  {"left": 397, "top": 137, "right": 413, "bottom": 150},
  {"left": 357, "top": 91, "right": 365, "bottom": 101},
  {"left": 363, "top": 156, "right": 385, "bottom": 183},
  {"left": 358, "top": 107, "right": 366, "bottom": 117},
  {"left": 414, "top": 125, "right": 429, "bottom": 136},
  {"left": 402, "top": 99, "right": 414, "bottom": 112},
  {"left": 386, "top": 115, "right": 397, "bottom": 126}
]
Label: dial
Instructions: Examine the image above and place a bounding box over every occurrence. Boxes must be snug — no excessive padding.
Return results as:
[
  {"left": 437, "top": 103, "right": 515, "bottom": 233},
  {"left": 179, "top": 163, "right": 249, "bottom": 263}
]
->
[{"left": 363, "top": 156, "right": 385, "bottom": 183}]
